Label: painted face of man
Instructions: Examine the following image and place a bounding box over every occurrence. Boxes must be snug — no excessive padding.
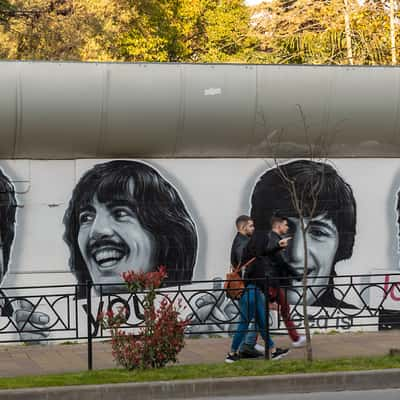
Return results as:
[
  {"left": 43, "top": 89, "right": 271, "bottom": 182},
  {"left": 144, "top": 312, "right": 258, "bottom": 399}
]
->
[
  {"left": 284, "top": 214, "right": 339, "bottom": 305},
  {"left": 77, "top": 196, "right": 156, "bottom": 290},
  {"left": 0, "top": 231, "right": 4, "bottom": 282}
]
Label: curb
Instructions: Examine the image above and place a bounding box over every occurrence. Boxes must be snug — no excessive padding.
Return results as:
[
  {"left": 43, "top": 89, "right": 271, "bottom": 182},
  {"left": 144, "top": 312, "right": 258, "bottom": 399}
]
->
[{"left": 1, "top": 369, "right": 400, "bottom": 399}]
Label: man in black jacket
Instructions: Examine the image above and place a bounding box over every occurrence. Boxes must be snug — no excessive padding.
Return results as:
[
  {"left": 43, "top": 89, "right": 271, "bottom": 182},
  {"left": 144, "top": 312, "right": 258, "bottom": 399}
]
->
[
  {"left": 243, "top": 214, "right": 306, "bottom": 348},
  {"left": 230, "top": 215, "right": 254, "bottom": 268}
]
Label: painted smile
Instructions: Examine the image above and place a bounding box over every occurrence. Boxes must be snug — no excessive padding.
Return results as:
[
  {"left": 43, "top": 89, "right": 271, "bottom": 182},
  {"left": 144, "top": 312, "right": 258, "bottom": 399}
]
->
[{"left": 88, "top": 240, "right": 129, "bottom": 271}]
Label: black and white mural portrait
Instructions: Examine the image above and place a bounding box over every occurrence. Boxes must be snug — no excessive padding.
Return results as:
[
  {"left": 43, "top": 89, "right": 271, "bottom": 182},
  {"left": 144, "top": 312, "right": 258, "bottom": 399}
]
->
[
  {"left": 0, "top": 158, "right": 400, "bottom": 342},
  {"left": 250, "top": 160, "right": 357, "bottom": 308},
  {"left": 63, "top": 160, "right": 198, "bottom": 295}
]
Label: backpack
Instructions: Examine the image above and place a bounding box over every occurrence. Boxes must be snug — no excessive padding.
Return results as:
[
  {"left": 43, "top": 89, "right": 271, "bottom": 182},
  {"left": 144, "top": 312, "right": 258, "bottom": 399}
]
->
[{"left": 224, "top": 257, "right": 256, "bottom": 300}]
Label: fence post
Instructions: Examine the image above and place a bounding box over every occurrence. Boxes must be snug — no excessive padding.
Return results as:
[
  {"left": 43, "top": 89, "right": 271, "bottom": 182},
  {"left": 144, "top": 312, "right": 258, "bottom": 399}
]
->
[
  {"left": 264, "top": 275, "right": 270, "bottom": 360},
  {"left": 86, "top": 280, "right": 93, "bottom": 371}
]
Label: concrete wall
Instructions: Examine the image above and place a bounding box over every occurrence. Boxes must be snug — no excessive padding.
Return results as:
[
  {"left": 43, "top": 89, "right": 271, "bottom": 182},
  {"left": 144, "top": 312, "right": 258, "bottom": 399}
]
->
[
  {"left": 3, "top": 62, "right": 400, "bottom": 159},
  {"left": 0, "top": 158, "right": 399, "bottom": 339}
]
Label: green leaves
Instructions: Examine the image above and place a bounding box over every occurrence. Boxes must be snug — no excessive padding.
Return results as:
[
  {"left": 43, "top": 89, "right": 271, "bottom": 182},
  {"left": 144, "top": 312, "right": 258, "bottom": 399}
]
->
[{"left": 0, "top": 0, "right": 399, "bottom": 64}]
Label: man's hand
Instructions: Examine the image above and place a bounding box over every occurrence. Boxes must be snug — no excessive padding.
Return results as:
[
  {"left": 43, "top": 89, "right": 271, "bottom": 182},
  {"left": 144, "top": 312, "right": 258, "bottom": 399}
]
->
[
  {"left": 14, "top": 299, "right": 50, "bottom": 342},
  {"left": 279, "top": 237, "right": 292, "bottom": 248}
]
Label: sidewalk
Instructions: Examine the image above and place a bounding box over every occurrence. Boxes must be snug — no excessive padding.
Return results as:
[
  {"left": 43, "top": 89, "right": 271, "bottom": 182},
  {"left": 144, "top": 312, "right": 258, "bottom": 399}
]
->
[{"left": 0, "top": 331, "right": 399, "bottom": 377}]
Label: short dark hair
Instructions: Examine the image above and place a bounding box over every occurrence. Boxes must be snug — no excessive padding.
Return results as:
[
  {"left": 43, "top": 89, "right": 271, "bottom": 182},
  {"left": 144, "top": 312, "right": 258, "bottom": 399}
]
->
[
  {"left": 251, "top": 160, "right": 356, "bottom": 264},
  {"left": 235, "top": 215, "right": 252, "bottom": 229},
  {"left": 270, "top": 214, "right": 287, "bottom": 227},
  {"left": 0, "top": 168, "right": 17, "bottom": 274},
  {"left": 63, "top": 160, "right": 198, "bottom": 288}
]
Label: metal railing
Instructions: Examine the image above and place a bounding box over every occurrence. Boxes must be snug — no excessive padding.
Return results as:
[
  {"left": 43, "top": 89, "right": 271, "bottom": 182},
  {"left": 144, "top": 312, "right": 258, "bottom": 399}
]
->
[{"left": 0, "top": 273, "right": 399, "bottom": 369}]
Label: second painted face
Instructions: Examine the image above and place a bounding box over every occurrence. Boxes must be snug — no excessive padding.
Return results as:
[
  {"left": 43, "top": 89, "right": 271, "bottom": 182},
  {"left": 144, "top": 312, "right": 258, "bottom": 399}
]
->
[
  {"left": 0, "top": 231, "right": 4, "bottom": 283},
  {"left": 77, "top": 196, "right": 156, "bottom": 289},
  {"left": 285, "top": 214, "right": 339, "bottom": 305}
]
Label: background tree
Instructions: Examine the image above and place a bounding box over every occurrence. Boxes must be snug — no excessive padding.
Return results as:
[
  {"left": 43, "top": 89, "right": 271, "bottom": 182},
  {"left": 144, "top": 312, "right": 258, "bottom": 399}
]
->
[
  {"left": 0, "top": 0, "right": 252, "bottom": 62},
  {"left": 262, "top": 105, "right": 334, "bottom": 362},
  {"left": 119, "top": 0, "right": 252, "bottom": 62},
  {"left": 249, "top": 0, "right": 397, "bottom": 65}
]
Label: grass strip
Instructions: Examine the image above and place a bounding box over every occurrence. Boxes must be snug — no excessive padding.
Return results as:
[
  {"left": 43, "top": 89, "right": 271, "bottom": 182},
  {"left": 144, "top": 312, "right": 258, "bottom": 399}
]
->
[{"left": 1, "top": 355, "right": 400, "bottom": 390}]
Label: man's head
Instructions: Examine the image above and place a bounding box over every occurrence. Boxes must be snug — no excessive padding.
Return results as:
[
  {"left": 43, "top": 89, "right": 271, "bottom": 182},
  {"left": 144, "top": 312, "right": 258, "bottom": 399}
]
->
[
  {"left": 271, "top": 214, "right": 289, "bottom": 236},
  {"left": 251, "top": 160, "right": 356, "bottom": 305},
  {"left": 235, "top": 215, "right": 254, "bottom": 237},
  {"left": 0, "top": 168, "right": 17, "bottom": 282},
  {"left": 63, "top": 160, "right": 197, "bottom": 292}
]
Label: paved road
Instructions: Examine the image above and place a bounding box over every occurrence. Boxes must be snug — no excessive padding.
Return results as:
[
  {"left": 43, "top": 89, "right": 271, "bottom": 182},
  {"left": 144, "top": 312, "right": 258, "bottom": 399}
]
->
[{"left": 191, "top": 388, "right": 400, "bottom": 400}]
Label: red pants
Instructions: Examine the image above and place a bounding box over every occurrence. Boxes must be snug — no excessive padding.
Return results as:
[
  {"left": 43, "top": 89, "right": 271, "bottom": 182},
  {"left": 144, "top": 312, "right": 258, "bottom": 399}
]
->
[{"left": 269, "top": 287, "right": 299, "bottom": 342}]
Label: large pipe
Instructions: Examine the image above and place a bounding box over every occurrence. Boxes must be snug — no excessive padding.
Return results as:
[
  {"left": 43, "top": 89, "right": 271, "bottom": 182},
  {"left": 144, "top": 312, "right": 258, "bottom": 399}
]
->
[{"left": 1, "top": 61, "right": 399, "bottom": 159}]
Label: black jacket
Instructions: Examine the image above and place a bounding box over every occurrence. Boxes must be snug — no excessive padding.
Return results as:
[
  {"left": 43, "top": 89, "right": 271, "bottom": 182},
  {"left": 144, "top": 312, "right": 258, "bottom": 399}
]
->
[
  {"left": 230, "top": 232, "right": 250, "bottom": 267},
  {"left": 242, "top": 230, "right": 299, "bottom": 290}
]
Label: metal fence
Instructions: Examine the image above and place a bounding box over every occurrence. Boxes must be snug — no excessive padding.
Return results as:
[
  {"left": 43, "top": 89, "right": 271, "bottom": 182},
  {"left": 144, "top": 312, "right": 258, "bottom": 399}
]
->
[{"left": 0, "top": 273, "right": 399, "bottom": 369}]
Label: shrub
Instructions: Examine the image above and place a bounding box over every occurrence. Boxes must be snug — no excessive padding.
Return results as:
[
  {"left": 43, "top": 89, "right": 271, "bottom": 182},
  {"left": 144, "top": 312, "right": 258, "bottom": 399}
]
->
[{"left": 100, "top": 266, "right": 188, "bottom": 369}]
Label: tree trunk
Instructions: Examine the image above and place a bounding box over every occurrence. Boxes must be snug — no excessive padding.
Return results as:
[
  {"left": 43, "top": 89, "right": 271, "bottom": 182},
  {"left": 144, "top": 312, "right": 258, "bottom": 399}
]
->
[
  {"left": 390, "top": 0, "right": 397, "bottom": 65},
  {"left": 343, "top": 0, "right": 353, "bottom": 65},
  {"left": 300, "top": 219, "right": 313, "bottom": 362}
]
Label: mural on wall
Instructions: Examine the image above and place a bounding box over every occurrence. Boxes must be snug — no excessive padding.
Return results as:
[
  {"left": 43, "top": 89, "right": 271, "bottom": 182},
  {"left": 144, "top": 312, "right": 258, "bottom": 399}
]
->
[
  {"left": 250, "top": 160, "right": 357, "bottom": 309},
  {"left": 0, "top": 158, "right": 400, "bottom": 341},
  {"left": 189, "top": 160, "right": 361, "bottom": 333},
  {"left": 0, "top": 168, "right": 50, "bottom": 341},
  {"left": 63, "top": 160, "right": 198, "bottom": 296},
  {"left": 0, "top": 167, "right": 16, "bottom": 317}
]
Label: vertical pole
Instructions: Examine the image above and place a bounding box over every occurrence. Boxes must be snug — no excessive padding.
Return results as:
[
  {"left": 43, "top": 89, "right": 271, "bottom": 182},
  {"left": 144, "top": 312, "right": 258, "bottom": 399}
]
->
[
  {"left": 343, "top": 0, "right": 353, "bottom": 65},
  {"left": 86, "top": 280, "right": 93, "bottom": 371},
  {"left": 390, "top": 0, "right": 397, "bottom": 65},
  {"left": 264, "top": 275, "right": 270, "bottom": 360}
]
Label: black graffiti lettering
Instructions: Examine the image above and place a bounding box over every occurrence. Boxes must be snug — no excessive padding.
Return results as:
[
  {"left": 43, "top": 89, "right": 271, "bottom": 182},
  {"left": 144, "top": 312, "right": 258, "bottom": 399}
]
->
[
  {"left": 82, "top": 300, "right": 104, "bottom": 338},
  {"left": 131, "top": 295, "right": 144, "bottom": 320},
  {"left": 107, "top": 296, "right": 145, "bottom": 321},
  {"left": 341, "top": 317, "right": 353, "bottom": 330},
  {"left": 107, "top": 298, "right": 131, "bottom": 320},
  {"left": 316, "top": 317, "right": 328, "bottom": 330}
]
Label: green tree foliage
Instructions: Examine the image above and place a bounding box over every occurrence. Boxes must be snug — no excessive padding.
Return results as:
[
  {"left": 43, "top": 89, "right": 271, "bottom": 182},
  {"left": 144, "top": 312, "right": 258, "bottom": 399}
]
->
[
  {"left": 118, "top": 0, "right": 252, "bottom": 62},
  {"left": 0, "top": 0, "right": 251, "bottom": 62},
  {"left": 0, "top": 0, "right": 133, "bottom": 60},
  {"left": 0, "top": 0, "right": 399, "bottom": 64}
]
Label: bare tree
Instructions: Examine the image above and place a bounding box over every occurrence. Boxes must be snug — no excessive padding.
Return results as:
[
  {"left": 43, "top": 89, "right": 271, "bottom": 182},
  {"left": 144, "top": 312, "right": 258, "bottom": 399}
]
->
[
  {"left": 260, "top": 105, "right": 335, "bottom": 362},
  {"left": 343, "top": 0, "right": 354, "bottom": 65},
  {"left": 390, "top": 0, "right": 397, "bottom": 65}
]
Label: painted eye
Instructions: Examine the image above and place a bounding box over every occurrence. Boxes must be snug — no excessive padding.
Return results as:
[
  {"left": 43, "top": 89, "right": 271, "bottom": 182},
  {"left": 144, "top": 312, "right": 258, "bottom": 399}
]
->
[
  {"left": 79, "top": 212, "right": 94, "bottom": 224},
  {"left": 309, "top": 227, "right": 328, "bottom": 238},
  {"left": 112, "top": 208, "right": 133, "bottom": 221}
]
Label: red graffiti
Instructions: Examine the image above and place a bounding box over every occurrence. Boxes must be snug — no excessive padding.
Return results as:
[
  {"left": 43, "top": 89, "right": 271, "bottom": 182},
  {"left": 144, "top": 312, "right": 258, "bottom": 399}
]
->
[{"left": 383, "top": 275, "right": 400, "bottom": 301}]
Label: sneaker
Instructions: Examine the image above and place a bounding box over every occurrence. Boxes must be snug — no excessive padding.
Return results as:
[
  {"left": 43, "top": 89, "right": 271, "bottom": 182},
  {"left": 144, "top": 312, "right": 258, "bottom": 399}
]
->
[
  {"left": 225, "top": 352, "right": 240, "bottom": 363},
  {"left": 239, "top": 344, "right": 263, "bottom": 359},
  {"left": 271, "top": 347, "right": 290, "bottom": 360},
  {"left": 254, "top": 343, "right": 265, "bottom": 353},
  {"left": 292, "top": 335, "right": 306, "bottom": 348}
]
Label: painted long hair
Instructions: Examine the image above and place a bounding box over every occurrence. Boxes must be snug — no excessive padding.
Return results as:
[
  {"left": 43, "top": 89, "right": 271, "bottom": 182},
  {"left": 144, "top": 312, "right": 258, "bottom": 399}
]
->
[
  {"left": 63, "top": 160, "right": 198, "bottom": 290},
  {"left": 251, "top": 160, "right": 356, "bottom": 266},
  {"left": 0, "top": 168, "right": 17, "bottom": 275}
]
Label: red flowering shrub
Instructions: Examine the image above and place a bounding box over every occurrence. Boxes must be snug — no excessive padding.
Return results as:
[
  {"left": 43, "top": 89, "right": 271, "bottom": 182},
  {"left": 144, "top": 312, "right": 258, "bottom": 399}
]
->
[{"left": 100, "top": 266, "right": 188, "bottom": 369}]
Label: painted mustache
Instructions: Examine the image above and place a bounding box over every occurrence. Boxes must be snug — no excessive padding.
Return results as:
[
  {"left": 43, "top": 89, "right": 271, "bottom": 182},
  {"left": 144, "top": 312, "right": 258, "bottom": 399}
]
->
[{"left": 87, "top": 238, "right": 130, "bottom": 269}]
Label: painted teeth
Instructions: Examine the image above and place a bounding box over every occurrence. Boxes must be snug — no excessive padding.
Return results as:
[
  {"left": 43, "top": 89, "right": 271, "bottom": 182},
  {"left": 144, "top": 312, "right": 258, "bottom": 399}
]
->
[{"left": 94, "top": 249, "right": 123, "bottom": 263}]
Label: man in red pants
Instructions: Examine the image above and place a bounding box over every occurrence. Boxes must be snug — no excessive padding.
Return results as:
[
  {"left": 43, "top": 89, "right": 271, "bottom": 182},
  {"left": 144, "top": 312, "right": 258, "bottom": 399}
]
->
[
  {"left": 267, "top": 214, "right": 306, "bottom": 346},
  {"left": 242, "top": 214, "right": 306, "bottom": 350}
]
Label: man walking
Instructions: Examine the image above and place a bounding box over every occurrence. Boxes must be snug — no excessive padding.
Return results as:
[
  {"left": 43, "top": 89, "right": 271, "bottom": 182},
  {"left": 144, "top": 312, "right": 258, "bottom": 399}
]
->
[
  {"left": 230, "top": 215, "right": 262, "bottom": 358},
  {"left": 243, "top": 214, "right": 306, "bottom": 349}
]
